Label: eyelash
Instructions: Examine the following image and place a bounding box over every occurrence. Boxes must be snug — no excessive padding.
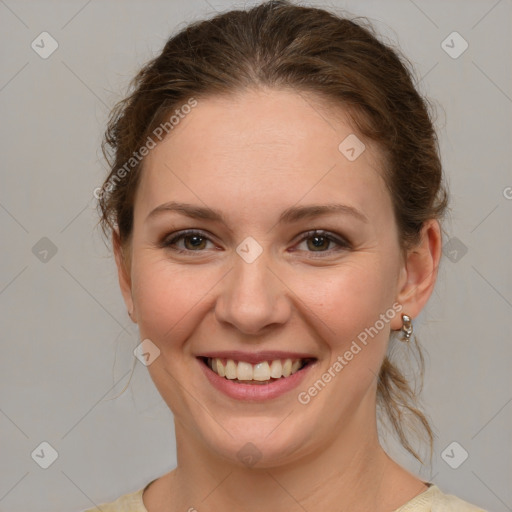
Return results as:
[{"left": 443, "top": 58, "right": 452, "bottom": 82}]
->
[{"left": 160, "top": 229, "right": 351, "bottom": 257}]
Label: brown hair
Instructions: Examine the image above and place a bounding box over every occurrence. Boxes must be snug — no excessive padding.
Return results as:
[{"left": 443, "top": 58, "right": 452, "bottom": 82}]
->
[{"left": 98, "top": 0, "right": 447, "bottom": 463}]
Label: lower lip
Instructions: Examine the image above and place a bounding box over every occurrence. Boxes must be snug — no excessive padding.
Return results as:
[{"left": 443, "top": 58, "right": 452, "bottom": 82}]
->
[{"left": 198, "top": 358, "right": 315, "bottom": 401}]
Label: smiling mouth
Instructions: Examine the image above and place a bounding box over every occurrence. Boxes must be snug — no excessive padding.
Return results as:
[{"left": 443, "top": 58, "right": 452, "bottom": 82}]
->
[{"left": 199, "top": 357, "right": 316, "bottom": 385}]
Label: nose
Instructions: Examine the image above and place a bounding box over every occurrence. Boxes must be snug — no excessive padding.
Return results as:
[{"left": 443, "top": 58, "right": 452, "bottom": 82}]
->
[{"left": 214, "top": 251, "right": 291, "bottom": 335}]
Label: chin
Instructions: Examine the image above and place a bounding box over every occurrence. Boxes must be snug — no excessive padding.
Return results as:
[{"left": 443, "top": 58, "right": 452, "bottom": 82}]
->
[{"left": 194, "top": 414, "right": 315, "bottom": 469}]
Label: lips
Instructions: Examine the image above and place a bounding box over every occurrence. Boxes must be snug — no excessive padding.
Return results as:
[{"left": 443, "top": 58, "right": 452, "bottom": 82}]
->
[{"left": 196, "top": 351, "right": 317, "bottom": 401}]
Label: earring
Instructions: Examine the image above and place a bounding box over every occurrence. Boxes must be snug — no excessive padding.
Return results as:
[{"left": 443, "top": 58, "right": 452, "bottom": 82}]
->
[{"left": 401, "top": 314, "right": 413, "bottom": 342}]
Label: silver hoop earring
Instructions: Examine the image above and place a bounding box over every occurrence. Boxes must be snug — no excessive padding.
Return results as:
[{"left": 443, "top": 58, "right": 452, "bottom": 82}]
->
[{"left": 401, "top": 314, "right": 413, "bottom": 342}]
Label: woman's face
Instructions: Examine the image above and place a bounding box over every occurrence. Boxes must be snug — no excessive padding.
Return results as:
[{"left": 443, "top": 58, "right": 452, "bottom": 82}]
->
[{"left": 121, "top": 88, "right": 409, "bottom": 467}]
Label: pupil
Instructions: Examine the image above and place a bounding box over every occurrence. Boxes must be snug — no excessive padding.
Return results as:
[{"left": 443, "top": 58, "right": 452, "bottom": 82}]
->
[
  {"left": 309, "top": 236, "right": 327, "bottom": 250},
  {"left": 186, "top": 235, "right": 204, "bottom": 249}
]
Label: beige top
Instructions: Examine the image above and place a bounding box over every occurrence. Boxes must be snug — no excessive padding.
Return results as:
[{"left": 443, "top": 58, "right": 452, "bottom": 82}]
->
[{"left": 82, "top": 481, "right": 488, "bottom": 512}]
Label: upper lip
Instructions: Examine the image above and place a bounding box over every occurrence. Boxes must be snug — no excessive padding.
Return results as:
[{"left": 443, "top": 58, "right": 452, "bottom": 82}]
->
[{"left": 196, "top": 351, "right": 317, "bottom": 365}]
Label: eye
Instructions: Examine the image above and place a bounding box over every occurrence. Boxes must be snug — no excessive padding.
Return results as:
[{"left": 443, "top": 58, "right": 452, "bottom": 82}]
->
[
  {"left": 293, "top": 230, "right": 351, "bottom": 257},
  {"left": 161, "top": 230, "right": 216, "bottom": 254},
  {"left": 160, "top": 229, "right": 350, "bottom": 257}
]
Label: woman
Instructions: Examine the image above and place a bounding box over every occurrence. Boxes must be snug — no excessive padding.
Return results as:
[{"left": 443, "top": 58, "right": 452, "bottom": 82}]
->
[{"left": 86, "top": 1, "right": 487, "bottom": 511}]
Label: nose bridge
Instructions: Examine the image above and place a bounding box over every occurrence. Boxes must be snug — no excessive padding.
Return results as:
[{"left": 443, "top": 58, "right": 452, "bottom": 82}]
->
[{"left": 215, "top": 244, "right": 289, "bottom": 334}]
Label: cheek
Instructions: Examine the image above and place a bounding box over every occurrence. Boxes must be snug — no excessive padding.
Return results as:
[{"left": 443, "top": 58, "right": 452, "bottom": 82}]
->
[
  {"left": 293, "top": 257, "right": 398, "bottom": 345},
  {"left": 131, "top": 253, "right": 219, "bottom": 346},
  {"left": 292, "top": 259, "right": 399, "bottom": 414}
]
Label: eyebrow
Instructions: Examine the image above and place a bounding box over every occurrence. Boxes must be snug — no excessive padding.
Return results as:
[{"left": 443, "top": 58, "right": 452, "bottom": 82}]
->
[{"left": 146, "top": 201, "right": 368, "bottom": 224}]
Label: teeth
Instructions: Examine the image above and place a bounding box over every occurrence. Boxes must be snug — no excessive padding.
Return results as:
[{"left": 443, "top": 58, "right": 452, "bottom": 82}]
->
[
  {"left": 207, "top": 357, "right": 307, "bottom": 381},
  {"left": 291, "top": 359, "right": 302, "bottom": 373},
  {"left": 253, "top": 361, "right": 270, "bottom": 381},
  {"left": 237, "top": 361, "right": 253, "bottom": 381},
  {"left": 216, "top": 359, "right": 226, "bottom": 377},
  {"left": 225, "top": 359, "right": 237, "bottom": 379},
  {"left": 282, "top": 359, "right": 292, "bottom": 377},
  {"left": 270, "top": 360, "right": 282, "bottom": 378}
]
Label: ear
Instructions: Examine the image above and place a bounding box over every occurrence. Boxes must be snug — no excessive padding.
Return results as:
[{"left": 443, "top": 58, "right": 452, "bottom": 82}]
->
[
  {"left": 113, "top": 230, "right": 137, "bottom": 323},
  {"left": 390, "top": 219, "right": 442, "bottom": 331}
]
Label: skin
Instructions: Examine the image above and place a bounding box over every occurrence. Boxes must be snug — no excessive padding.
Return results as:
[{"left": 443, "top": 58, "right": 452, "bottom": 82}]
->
[{"left": 114, "top": 88, "right": 442, "bottom": 512}]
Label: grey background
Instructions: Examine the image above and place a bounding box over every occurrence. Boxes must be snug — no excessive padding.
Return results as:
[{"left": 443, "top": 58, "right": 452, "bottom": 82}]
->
[{"left": 0, "top": 0, "right": 511, "bottom": 511}]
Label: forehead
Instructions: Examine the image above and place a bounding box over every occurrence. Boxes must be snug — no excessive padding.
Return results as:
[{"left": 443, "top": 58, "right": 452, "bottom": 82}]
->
[{"left": 135, "top": 88, "right": 393, "bottom": 228}]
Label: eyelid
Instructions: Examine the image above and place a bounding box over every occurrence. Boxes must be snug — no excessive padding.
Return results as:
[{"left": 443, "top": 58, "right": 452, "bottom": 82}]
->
[
  {"left": 160, "top": 229, "right": 218, "bottom": 253},
  {"left": 293, "top": 229, "right": 351, "bottom": 252},
  {"left": 160, "top": 228, "right": 351, "bottom": 256}
]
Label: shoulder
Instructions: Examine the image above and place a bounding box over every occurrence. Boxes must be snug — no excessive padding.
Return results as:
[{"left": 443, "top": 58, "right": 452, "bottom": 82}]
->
[
  {"left": 430, "top": 486, "right": 488, "bottom": 512},
  {"left": 81, "top": 484, "right": 149, "bottom": 512},
  {"left": 396, "top": 484, "right": 488, "bottom": 512}
]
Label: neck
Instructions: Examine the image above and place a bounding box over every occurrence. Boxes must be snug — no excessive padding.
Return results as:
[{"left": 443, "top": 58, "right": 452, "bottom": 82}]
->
[{"left": 165, "top": 405, "right": 407, "bottom": 512}]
